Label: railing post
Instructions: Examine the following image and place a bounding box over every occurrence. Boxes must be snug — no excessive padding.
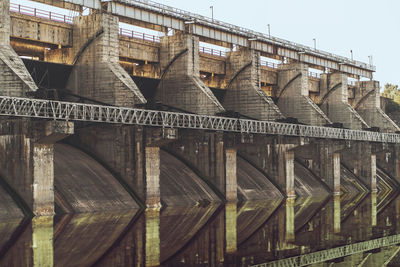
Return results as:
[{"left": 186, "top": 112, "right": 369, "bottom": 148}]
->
[
  {"left": 143, "top": 33, "right": 145, "bottom": 41},
  {"left": 64, "top": 15, "right": 66, "bottom": 23},
  {"left": 19, "top": 4, "right": 21, "bottom": 13},
  {"left": 34, "top": 8, "right": 36, "bottom": 17},
  {"left": 49, "top": 12, "right": 52, "bottom": 20}
]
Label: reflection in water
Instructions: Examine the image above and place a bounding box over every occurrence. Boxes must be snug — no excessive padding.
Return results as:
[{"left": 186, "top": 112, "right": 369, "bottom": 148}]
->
[{"left": 3, "top": 192, "right": 400, "bottom": 266}]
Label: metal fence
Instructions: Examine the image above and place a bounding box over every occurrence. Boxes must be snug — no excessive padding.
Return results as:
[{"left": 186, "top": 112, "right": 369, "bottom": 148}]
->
[
  {"left": 10, "top": 3, "right": 74, "bottom": 24},
  {"left": 1, "top": 96, "right": 399, "bottom": 143}
]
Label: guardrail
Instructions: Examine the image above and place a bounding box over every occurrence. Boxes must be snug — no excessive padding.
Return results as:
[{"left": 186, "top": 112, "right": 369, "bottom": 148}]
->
[
  {"left": 1, "top": 96, "right": 399, "bottom": 143},
  {"left": 199, "top": 46, "right": 226, "bottom": 57},
  {"left": 10, "top": 3, "right": 74, "bottom": 24},
  {"left": 251, "top": 233, "right": 400, "bottom": 267},
  {"left": 308, "top": 71, "right": 321, "bottom": 79},
  {"left": 260, "top": 60, "right": 279, "bottom": 69},
  {"left": 119, "top": 28, "right": 161, "bottom": 43}
]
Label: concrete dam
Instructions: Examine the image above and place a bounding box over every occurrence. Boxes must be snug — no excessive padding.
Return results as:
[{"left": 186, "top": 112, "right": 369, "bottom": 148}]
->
[{"left": 1, "top": 0, "right": 400, "bottom": 265}]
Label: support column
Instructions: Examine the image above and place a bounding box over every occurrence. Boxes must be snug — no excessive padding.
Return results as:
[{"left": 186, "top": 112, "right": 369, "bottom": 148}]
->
[
  {"left": 334, "top": 195, "right": 341, "bottom": 234},
  {"left": 32, "top": 216, "right": 54, "bottom": 267},
  {"left": 285, "top": 198, "right": 295, "bottom": 242},
  {"left": 277, "top": 63, "right": 331, "bottom": 125},
  {"left": 225, "top": 202, "right": 237, "bottom": 254},
  {"left": 284, "top": 150, "right": 295, "bottom": 198},
  {"left": 353, "top": 81, "right": 400, "bottom": 132},
  {"left": 145, "top": 146, "right": 161, "bottom": 208},
  {"left": 222, "top": 47, "right": 283, "bottom": 120},
  {"left": 66, "top": 13, "right": 146, "bottom": 107},
  {"left": 156, "top": 32, "right": 224, "bottom": 115},
  {"left": 0, "top": 0, "right": 37, "bottom": 96},
  {"left": 371, "top": 192, "right": 377, "bottom": 227},
  {"left": 145, "top": 209, "right": 160, "bottom": 267},
  {"left": 225, "top": 148, "right": 237, "bottom": 202},
  {"left": 0, "top": 120, "right": 73, "bottom": 216},
  {"left": 319, "top": 72, "right": 368, "bottom": 129}
]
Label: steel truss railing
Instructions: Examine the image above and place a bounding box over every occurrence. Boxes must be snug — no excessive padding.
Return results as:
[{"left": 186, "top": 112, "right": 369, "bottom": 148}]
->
[
  {"left": 1, "top": 96, "right": 400, "bottom": 143},
  {"left": 251, "top": 233, "right": 400, "bottom": 267}
]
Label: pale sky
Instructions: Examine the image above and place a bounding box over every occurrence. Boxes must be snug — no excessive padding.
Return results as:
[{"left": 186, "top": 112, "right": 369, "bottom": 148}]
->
[{"left": 13, "top": 0, "right": 400, "bottom": 87}]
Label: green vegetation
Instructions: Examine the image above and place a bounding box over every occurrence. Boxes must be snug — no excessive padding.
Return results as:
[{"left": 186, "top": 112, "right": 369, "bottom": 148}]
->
[{"left": 381, "top": 83, "right": 400, "bottom": 113}]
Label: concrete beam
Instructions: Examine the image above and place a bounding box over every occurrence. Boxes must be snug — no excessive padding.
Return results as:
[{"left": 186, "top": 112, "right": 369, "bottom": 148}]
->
[
  {"left": 353, "top": 81, "right": 400, "bottom": 132},
  {"left": 65, "top": 13, "right": 146, "bottom": 107},
  {"left": 155, "top": 32, "right": 224, "bottom": 115},
  {"left": 277, "top": 63, "right": 331, "bottom": 126},
  {"left": 222, "top": 47, "right": 283, "bottom": 120},
  {"left": 319, "top": 72, "right": 368, "bottom": 130}
]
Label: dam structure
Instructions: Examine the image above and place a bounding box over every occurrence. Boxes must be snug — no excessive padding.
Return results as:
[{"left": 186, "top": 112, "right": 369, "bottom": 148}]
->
[{"left": 1, "top": 0, "right": 400, "bottom": 265}]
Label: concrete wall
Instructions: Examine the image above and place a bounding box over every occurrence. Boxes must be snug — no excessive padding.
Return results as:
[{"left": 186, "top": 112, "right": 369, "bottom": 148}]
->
[
  {"left": 277, "top": 63, "right": 331, "bottom": 125},
  {"left": 66, "top": 13, "right": 146, "bottom": 107},
  {"left": 222, "top": 48, "right": 283, "bottom": 120},
  {"left": 319, "top": 72, "right": 368, "bottom": 130},
  {"left": 354, "top": 81, "right": 400, "bottom": 132},
  {"left": 155, "top": 32, "right": 224, "bottom": 115},
  {"left": 0, "top": 0, "right": 37, "bottom": 96}
]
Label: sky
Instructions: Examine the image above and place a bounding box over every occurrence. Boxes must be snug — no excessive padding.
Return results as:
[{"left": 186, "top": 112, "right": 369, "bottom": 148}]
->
[{"left": 12, "top": 0, "right": 400, "bottom": 87}]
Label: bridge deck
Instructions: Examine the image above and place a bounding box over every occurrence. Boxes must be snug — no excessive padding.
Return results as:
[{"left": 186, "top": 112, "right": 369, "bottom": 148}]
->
[{"left": 0, "top": 96, "right": 399, "bottom": 143}]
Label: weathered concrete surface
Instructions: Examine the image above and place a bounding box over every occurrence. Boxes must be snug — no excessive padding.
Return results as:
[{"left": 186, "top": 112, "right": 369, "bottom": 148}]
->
[
  {"left": 0, "top": 0, "right": 37, "bottom": 96},
  {"left": 54, "top": 144, "right": 139, "bottom": 213},
  {"left": 155, "top": 32, "right": 224, "bottom": 114},
  {"left": 319, "top": 73, "right": 368, "bottom": 129},
  {"left": 277, "top": 63, "right": 331, "bottom": 125},
  {"left": 54, "top": 212, "right": 135, "bottom": 266},
  {"left": 353, "top": 81, "right": 400, "bottom": 132},
  {"left": 237, "top": 156, "right": 283, "bottom": 201},
  {"left": 160, "top": 150, "right": 220, "bottom": 206},
  {"left": 0, "top": 119, "right": 73, "bottom": 216},
  {"left": 222, "top": 48, "right": 283, "bottom": 120},
  {"left": 65, "top": 13, "right": 146, "bottom": 107},
  {"left": 0, "top": 183, "right": 25, "bottom": 218},
  {"left": 10, "top": 13, "right": 72, "bottom": 47}
]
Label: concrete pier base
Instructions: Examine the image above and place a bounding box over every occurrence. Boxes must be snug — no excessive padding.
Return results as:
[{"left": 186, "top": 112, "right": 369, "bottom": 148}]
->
[
  {"left": 156, "top": 32, "right": 224, "bottom": 114},
  {"left": 0, "top": 120, "right": 73, "bottom": 216},
  {"left": 225, "top": 148, "right": 238, "bottom": 202},
  {"left": 145, "top": 209, "right": 160, "bottom": 267},
  {"left": 225, "top": 202, "right": 237, "bottom": 254},
  {"left": 0, "top": 0, "right": 37, "bottom": 96},
  {"left": 222, "top": 47, "right": 283, "bottom": 120},
  {"left": 353, "top": 81, "right": 400, "bottom": 132},
  {"left": 319, "top": 73, "right": 368, "bottom": 129},
  {"left": 277, "top": 63, "right": 331, "bottom": 125},
  {"left": 32, "top": 216, "right": 53, "bottom": 267},
  {"left": 145, "top": 146, "right": 161, "bottom": 208},
  {"left": 66, "top": 13, "right": 146, "bottom": 107}
]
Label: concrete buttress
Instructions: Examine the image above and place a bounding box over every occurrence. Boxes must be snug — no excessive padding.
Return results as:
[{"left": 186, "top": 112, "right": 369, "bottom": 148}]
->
[
  {"left": 319, "top": 72, "right": 368, "bottom": 130},
  {"left": 66, "top": 13, "right": 146, "bottom": 107},
  {"left": 277, "top": 63, "right": 331, "bottom": 125},
  {"left": 155, "top": 32, "right": 225, "bottom": 115},
  {"left": 0, "top": 0, "right": 38, "bottom": 96},
  {"left": 0, "top": 119, "right": 73, "bottom": 216},
  {"left": 353, "top": 81, "right": 400, "bottom": 132},
  {"left": 222, "top": 47, "right": 283, "bottom": 120}
]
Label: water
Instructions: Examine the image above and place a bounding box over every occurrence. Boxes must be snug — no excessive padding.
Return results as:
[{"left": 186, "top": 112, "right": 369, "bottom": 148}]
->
[{"left": 0, "top": 192, "right": 400, "bottom": 266}]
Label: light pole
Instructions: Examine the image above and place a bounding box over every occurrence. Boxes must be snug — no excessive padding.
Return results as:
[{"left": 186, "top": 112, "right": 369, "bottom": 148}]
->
[
  {"left": 210, "top": 6, "right": 214, "bottom": 22},
  {"left": 313, "top": 38, "right": 316, "bottom": 50},
  {"left": 267, "top": 24, "right": 270, "bottom": 38},
  {"left": 350, "top": 50, "right": 353, "bottom": 61}
]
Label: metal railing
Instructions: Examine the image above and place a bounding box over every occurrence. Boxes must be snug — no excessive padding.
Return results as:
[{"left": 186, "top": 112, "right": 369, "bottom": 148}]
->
[
  {"left": 118, "top": 0, "right": 375, "bottom": 72},
  {"left": 260, "top": 60, "right": 279, "bottom": 69},
  {"left": 119, "top": 28, "right": 161, "bottom": 43},
  {"left": 308, "top": 71, "right": 321, "bottom": 79},
  {"left": 199, "top": 46, "right": 226, "bottom": 57},
  {"left": 1, "top": 96, "right": 400, "bottom": 143},
  {"left": 251, "top": 233, "right": 400, "bottom": 267},
  {"left": 10, "top": 3, "right": 74, "bottom": 24}
]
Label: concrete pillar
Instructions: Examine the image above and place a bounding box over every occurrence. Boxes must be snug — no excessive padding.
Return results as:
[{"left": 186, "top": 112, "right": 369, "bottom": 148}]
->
[
  {"left": 319, "top": 72, "right": 368, "bottom": 129},
  {"left": 156, "top": 32, "right": 224, "bottom": 115},
  {"left": 145, "top": 146, "right": 161, "bottom": 208},
  {"left": 225, "top": 202, "right": 237, "bottom": 253},
  {"left": 284, "top": 150, "right": 295, "bottom": 198},
  {"left": 145, "top": 209, "right": 160, "bottom": 267},
  {"left": 277, "top": 63, "right": 331, "bottom": 125},
  {"left": 225, "top": 148, "right": 237, "bottom": 202},
  {"left": 0, "top": 120, "right": 73, "bottom": 216},
  {"left": 353, "top": 81, "right": 400, "bottom": 132},
  {"left": 371, "top": 192, "right": 377, "bottom": 227},
  {"left": 32, "top": 216, "right": 53, "bottom": 267},
  {"left": 334, "top": 195, "right": 341, "bottom": 234},
  {"left": 285, "top": 198, "right": 295, "bottom": 242},
  {"left": 222, "top": 47, "right": 283, "bottom": 120},
  {"left": 66, "top": 13, "right": 146, "bottom": 107},
  {"left": 0, "top": 0, "right": 37, "bottom": 96}
]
